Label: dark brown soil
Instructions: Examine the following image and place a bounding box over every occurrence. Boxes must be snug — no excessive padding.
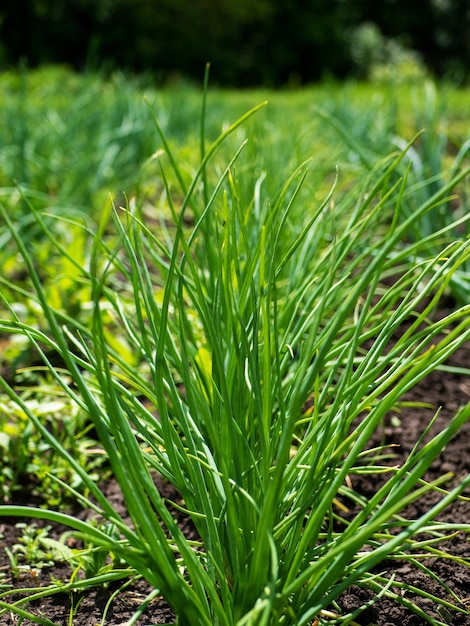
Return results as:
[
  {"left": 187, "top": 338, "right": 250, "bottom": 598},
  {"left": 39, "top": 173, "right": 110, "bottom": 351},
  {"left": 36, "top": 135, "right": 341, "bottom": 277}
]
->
[
  {"left": 1, "top": 334, "right": 469, "bottom": 625},
  {"left": 336, "top": 337, "right": 470, "bottom": 626}
]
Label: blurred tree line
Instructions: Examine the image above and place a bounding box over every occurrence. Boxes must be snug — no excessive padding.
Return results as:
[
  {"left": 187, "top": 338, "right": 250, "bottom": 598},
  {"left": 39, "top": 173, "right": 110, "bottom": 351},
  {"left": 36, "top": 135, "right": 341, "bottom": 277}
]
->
[{"left": 0, "top": 0, "right": 468, "bottom": 85}]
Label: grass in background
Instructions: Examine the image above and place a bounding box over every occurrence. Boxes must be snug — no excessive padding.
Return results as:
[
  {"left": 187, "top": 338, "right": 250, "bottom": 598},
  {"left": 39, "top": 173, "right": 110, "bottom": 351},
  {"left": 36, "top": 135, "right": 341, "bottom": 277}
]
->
[{"left": 0, "top": 70, "right": 469, "bottom": 624}]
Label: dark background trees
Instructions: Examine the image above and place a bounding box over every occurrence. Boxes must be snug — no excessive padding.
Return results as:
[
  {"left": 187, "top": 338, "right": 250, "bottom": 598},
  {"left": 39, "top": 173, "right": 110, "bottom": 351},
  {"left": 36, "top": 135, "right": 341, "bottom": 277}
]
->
[{"left": 0, "top": 0, "right": 468, "bottom": 85}]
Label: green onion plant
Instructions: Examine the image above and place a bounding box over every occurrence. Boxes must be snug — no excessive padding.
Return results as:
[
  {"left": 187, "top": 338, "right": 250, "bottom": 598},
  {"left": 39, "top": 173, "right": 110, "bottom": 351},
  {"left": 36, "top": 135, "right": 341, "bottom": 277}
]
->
[
  {"left": 1, "top": 91, "right": 470, "bottom": 626},
  {"left": 317, "top": 81, "right": 470, "bottom": 304},
  {"left": 394, "top": 81, "right": 470, "bottom": 303}
]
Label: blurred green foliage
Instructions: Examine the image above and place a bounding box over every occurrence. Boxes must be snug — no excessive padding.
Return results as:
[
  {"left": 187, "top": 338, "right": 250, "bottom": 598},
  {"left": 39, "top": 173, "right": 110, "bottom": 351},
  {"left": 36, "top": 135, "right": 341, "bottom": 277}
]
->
[{"left": 0, "top": 0, "right": 468, "bottom": 85}]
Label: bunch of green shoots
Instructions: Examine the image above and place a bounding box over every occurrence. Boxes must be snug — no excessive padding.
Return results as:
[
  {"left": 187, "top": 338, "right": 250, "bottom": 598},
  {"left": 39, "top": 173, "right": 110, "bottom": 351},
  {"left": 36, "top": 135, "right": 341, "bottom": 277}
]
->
[
  {"left": 394, "top": 82, "right": 470, "bottom": 303},
  {"left": 317, "top": 81, "right": 470, "bottom": 304},
  {"left": 1, "top": 94, "right": 470, "bottom": 626}
]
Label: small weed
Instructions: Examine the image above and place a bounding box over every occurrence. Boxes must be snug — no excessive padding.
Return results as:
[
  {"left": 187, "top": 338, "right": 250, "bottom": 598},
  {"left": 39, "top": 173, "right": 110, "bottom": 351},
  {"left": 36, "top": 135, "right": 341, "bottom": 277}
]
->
[
  {"left": 5, "top": 523, "right": 73, "bottom": 578},
  {"left": 0, "top": 376, "right": 107, "bottom": 506}
]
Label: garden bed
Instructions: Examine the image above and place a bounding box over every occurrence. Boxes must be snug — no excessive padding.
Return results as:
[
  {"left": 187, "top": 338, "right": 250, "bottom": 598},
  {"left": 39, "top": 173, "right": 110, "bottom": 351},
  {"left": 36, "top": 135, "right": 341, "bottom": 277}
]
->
[
  {"left": 1, "top": 333, "right": 469, "bottom": 626},
  {"left": 1, "top": 69, "right": 469, "bottom": 626}
]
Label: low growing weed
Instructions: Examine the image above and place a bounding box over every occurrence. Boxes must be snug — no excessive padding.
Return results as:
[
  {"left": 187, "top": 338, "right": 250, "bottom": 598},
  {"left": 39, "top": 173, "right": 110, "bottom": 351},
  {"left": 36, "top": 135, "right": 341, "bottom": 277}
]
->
[
  {"left": 4, "top": 523, "right": 71, "bottom": 579},
  {"left": 0, "top": 375, "right": 106, "bottom": 506},
  {"left": 0, "top": 93, "right": 470, "bottom": 625}
]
